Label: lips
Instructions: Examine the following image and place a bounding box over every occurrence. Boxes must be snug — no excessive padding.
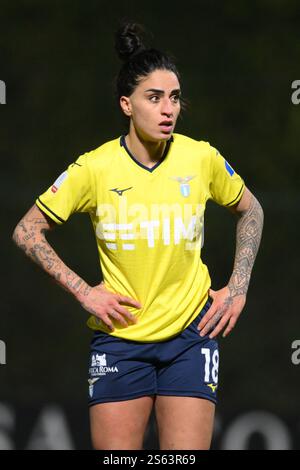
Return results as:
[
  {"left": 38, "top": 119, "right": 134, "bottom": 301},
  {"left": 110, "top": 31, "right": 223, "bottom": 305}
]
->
[
  {"left": 159, "top": 120, "right": 173, "bottom": 133},
  {"left": 159, "top": 120, "right": 173, "bottom": 126}
]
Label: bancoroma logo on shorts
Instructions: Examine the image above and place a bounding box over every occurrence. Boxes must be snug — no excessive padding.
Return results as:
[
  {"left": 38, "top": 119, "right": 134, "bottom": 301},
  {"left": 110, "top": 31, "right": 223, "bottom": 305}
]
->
[
  {"left": 88, "top": 353, "right": 119, "bottom": 398},
  {"left": 89, "top": 354, "right": 119, "bottom": 377},
  {"left": 89, "top": 353, "right": 119, "bottom": 376}
]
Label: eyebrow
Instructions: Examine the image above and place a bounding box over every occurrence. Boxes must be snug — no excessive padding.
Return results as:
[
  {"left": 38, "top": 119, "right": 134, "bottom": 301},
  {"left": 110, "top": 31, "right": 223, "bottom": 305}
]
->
[{"left": 144, "top": 88, "right": 181, "bottom": 95}]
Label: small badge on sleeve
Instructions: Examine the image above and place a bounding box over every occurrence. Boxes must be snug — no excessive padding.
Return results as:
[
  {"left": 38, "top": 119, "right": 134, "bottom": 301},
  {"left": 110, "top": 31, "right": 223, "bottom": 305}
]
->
[
  {"left": 225, "top": 160, "right": 235, "bottom": 176},
  {"left": 51, "top": 171, "right": 68, "bottom": 193}
]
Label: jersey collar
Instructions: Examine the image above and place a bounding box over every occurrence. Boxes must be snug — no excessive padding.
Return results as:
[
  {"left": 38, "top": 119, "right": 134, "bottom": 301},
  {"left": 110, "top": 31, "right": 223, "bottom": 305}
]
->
[{"left": 120, "top": 134, "right": 173, "bottom": 173}]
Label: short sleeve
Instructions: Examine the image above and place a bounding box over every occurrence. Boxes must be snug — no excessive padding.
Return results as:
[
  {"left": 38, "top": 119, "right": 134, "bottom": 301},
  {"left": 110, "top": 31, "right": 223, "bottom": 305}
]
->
[
  {"left": 35, "top": 153, "right": 95, "bottom": 224},
  {"left": 208, "top": 145, "right": 245, "bottom": 207}
]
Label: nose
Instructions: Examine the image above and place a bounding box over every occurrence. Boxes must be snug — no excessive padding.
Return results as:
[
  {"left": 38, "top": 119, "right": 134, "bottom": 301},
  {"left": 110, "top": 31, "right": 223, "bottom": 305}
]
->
[{"left": 161, "top": 98, "right": 173, "bottom": 117}]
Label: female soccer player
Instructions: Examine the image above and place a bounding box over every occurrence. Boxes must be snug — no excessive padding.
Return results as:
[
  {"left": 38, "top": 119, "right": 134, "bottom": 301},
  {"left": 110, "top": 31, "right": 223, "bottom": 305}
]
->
[{"left": 12, "top": 22, "right": 264, "bottom": 450}]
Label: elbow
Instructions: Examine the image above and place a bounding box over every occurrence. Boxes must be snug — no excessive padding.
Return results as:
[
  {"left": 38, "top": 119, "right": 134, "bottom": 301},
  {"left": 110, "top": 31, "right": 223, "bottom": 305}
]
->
[
  {"left": 12, "top": 224, "right": 22, "bottom": 248},
  {"left": 12, "top": 222, "right": 32, "bottom": 250},
  {"left": 12, "top": 224, "right": 19, "bottom": 244},
  {"left": 256, "top": 198, "right": 264, "bottom": 221}
]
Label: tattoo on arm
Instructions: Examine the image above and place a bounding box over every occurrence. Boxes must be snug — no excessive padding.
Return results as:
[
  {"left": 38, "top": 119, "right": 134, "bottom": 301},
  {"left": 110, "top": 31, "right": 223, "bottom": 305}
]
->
[
  {"left": 228, "top": 195, "right": 264, "bottom": 297},
  {"left": 13, "top": 212, "right": 90, "bottom": 299},
  {"left": 203, "top": 297, "right": 234, "bottom": 333}
]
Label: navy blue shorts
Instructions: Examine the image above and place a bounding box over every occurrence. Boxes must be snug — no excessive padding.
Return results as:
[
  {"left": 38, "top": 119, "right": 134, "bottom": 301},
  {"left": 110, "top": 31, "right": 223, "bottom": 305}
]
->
[{"left": 88, "top": 298, "right": 219, "bottom": 406}]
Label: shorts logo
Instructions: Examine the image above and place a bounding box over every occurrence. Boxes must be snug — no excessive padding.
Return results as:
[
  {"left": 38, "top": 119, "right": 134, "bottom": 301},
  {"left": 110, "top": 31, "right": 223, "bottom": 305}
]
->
[
  {"left": 89, "top": 353, "right": 119, "bottom": 378},
  {"left": 207, "top": 383, "right": 218, "bottom": 393},
  {"left": 92, "top": 353, "right": 107, "bottom": 367},
  {"left": 88, "top": 377, "right": 100, "bottom": 398}
]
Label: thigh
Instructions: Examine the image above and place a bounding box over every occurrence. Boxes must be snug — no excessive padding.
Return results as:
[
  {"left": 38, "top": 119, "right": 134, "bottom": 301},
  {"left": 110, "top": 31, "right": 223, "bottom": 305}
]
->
[
  {"left": 88, "top": 332, "right": 157, "bottom": 405},
  {"left": 90, "top": 396, "right": 155, "bottom": 450},
  {"left": 157, "top": 335, "right": 219, "bottom": 405},
  {"left": 155, "top": 396, "right": 215, "bottom": 450},
  {"left": 156, "top": 299, "right": 219, "bottom": 403}
]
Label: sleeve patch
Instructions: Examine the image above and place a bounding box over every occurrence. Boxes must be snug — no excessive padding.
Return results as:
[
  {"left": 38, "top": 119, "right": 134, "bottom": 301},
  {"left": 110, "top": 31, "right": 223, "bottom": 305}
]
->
[
  {"left": 225, "top": 160, "right": 235, "bottom": 176},
  {"left": 51, "top": 171, "right": 68, "bottom": 193}
]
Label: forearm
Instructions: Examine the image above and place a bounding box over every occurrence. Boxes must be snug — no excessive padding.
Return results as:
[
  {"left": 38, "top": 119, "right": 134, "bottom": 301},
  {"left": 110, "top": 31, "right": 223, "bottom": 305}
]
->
[
  {"left": 12, "top": 212, "right": 91, "bottom": 300},
  {"left": 228, "top": 194, "right": 264, "bottom": 297}
]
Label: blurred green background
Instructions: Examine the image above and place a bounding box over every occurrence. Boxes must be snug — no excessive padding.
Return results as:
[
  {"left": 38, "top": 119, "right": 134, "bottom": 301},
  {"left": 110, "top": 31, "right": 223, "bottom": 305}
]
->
[{"left": 1, "top": 0, "right": 300, "bottom": 449}]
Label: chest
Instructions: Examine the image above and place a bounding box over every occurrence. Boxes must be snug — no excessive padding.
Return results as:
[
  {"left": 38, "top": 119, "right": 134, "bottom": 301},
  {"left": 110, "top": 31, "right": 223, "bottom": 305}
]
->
[{"left": 92, "top": 158, "right": 208, "bottom": 250}]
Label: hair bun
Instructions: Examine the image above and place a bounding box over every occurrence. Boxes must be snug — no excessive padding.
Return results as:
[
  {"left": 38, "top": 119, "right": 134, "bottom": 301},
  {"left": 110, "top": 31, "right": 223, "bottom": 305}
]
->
[{"left": 115, "top": 21, "right": 146, "bottom": 62}]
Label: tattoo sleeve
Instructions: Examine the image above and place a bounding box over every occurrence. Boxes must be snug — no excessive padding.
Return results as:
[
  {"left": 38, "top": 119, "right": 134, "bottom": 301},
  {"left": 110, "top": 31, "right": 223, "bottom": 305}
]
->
[
  {"left": 12, "top": 206, "right": 91, "bottom": 300},
  {"left": 228, "top": 194, "right": 264, "bottom": 297}
]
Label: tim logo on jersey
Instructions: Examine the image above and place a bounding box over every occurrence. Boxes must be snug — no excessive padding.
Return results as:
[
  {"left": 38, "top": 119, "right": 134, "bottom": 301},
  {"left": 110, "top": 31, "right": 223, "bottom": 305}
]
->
[{"left": 96, "top": 199, "right": 205, "bottom": 251}]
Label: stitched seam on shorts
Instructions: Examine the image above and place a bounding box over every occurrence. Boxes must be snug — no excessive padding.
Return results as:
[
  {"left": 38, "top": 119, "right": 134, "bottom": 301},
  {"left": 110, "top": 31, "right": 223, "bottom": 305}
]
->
[
  {"left": 88, "top": 389, "right": 157, "bottom": 402},
  {"left": 156, "top": 390, "right": 217, "bottom": 400}
]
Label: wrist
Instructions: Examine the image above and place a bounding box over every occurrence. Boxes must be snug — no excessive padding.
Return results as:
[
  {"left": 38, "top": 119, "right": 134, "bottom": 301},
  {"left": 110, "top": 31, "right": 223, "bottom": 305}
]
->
[
  {"left": 72, "top": 280, "right": 92, "bottom": 302},
  {"left": 228, "top": 273, "right": 250, "bottom": 297}
]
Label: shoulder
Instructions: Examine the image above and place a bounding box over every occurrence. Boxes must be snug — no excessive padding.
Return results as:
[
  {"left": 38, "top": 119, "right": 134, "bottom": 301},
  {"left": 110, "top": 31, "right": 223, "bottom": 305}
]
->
[
  {"left": 172, "top": 133, "right": 214, "bottom": 157},
  {"left": 75, "top": 136, "right": 121, "bottom": 170}
]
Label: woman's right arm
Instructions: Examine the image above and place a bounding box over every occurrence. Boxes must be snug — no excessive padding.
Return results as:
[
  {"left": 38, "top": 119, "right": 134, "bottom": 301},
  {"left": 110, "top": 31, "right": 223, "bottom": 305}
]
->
[{"left": 12, "top": 204, "right": 140, "bottom": 331}]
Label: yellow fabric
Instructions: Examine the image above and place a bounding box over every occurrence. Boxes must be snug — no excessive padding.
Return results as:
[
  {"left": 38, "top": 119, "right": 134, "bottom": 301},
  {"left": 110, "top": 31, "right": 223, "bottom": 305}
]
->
[{"left": 36, "top": 133, "right": 245, "bottom": 342}]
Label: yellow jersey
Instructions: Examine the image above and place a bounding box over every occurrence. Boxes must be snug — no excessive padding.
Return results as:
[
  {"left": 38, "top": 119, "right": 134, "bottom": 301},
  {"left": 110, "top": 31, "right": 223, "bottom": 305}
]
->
[{"left": 36, "top": 133, "right": 245, "bottom": 342}]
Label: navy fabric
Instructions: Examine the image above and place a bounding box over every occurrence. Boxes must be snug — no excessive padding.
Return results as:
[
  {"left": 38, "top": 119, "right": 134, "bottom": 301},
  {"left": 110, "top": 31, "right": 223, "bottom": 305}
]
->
[{"left": 88, "top": 298, "right": 219, "bottom": 406}]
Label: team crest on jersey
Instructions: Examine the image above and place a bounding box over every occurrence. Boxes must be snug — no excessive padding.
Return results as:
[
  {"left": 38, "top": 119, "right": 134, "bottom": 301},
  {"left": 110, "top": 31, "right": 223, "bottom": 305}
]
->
[
  {"left": 169, "top": 175, "right": 196, "bottom": 197},
  {"left": 51, "top": 171, "right": 68, "bottom": 193}
]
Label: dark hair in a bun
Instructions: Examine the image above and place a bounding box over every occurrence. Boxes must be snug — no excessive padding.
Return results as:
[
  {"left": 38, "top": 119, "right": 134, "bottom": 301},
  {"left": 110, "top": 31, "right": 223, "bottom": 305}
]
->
[
  {"left": 115, "top": 22, "right": 146, "bottom": 62},
  {"left": 114, "top": 20, "right": 182, "bottom": 108}
]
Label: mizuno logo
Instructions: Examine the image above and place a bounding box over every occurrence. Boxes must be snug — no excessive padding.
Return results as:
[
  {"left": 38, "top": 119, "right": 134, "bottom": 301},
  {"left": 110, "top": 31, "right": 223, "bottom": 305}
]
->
[
  {"left": 110, "top": 187, "right": 133, "bottom": 196},
  {"left": 207, "top": 383, "right": 218, "bottom": 393}
]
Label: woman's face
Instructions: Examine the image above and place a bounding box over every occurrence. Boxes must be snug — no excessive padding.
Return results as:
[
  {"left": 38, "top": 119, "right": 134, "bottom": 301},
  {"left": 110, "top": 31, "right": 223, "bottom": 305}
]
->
[{"left": 120, "top": 69, "right": 181, "bottom": 142}]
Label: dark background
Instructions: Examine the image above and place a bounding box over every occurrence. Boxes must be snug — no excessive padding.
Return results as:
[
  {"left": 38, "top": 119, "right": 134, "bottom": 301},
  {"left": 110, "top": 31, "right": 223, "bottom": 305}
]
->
[{"left": 1, "top": 0, "right": 300, "bottom": 449}]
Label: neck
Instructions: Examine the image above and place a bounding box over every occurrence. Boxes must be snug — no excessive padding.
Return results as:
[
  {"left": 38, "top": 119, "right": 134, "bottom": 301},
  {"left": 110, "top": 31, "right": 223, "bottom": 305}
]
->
[{"left": 125, "top": 125, "right": 168, "bottom": 169}]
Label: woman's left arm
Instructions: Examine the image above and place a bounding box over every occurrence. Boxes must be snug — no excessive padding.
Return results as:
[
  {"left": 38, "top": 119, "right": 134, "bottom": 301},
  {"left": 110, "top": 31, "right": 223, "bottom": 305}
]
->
[{"left": 198, "top": 187, "right": 264, "bottom": 339}]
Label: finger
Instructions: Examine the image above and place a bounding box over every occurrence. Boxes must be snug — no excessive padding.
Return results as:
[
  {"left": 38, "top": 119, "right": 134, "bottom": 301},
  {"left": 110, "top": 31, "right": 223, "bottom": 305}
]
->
[
  {"left": 108, "top": 309, "right": 129, "bottom": 327},
  {"left": 208, "top": 315, "right": 230, "bottom": 339},
  {"left": 222, "top": 316, "right": 237, "bottom": 338},
  {"left": 101, "top": 315, "right": 115, "bottom": 332},
  {"left": 114, "top": 303, "right": 138, "bottom": 324},
  {"left": 197, "top": 303, "right": 219, "bottom": 331},
  {"left": 199, "top": 308, "right": 225, "bottom": 337},
  {"left": 118, "top": 295, "right": 142, "bottom": 309},
  {"left": 199, "top": 315, "right": 220, "bottom": 337}
]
